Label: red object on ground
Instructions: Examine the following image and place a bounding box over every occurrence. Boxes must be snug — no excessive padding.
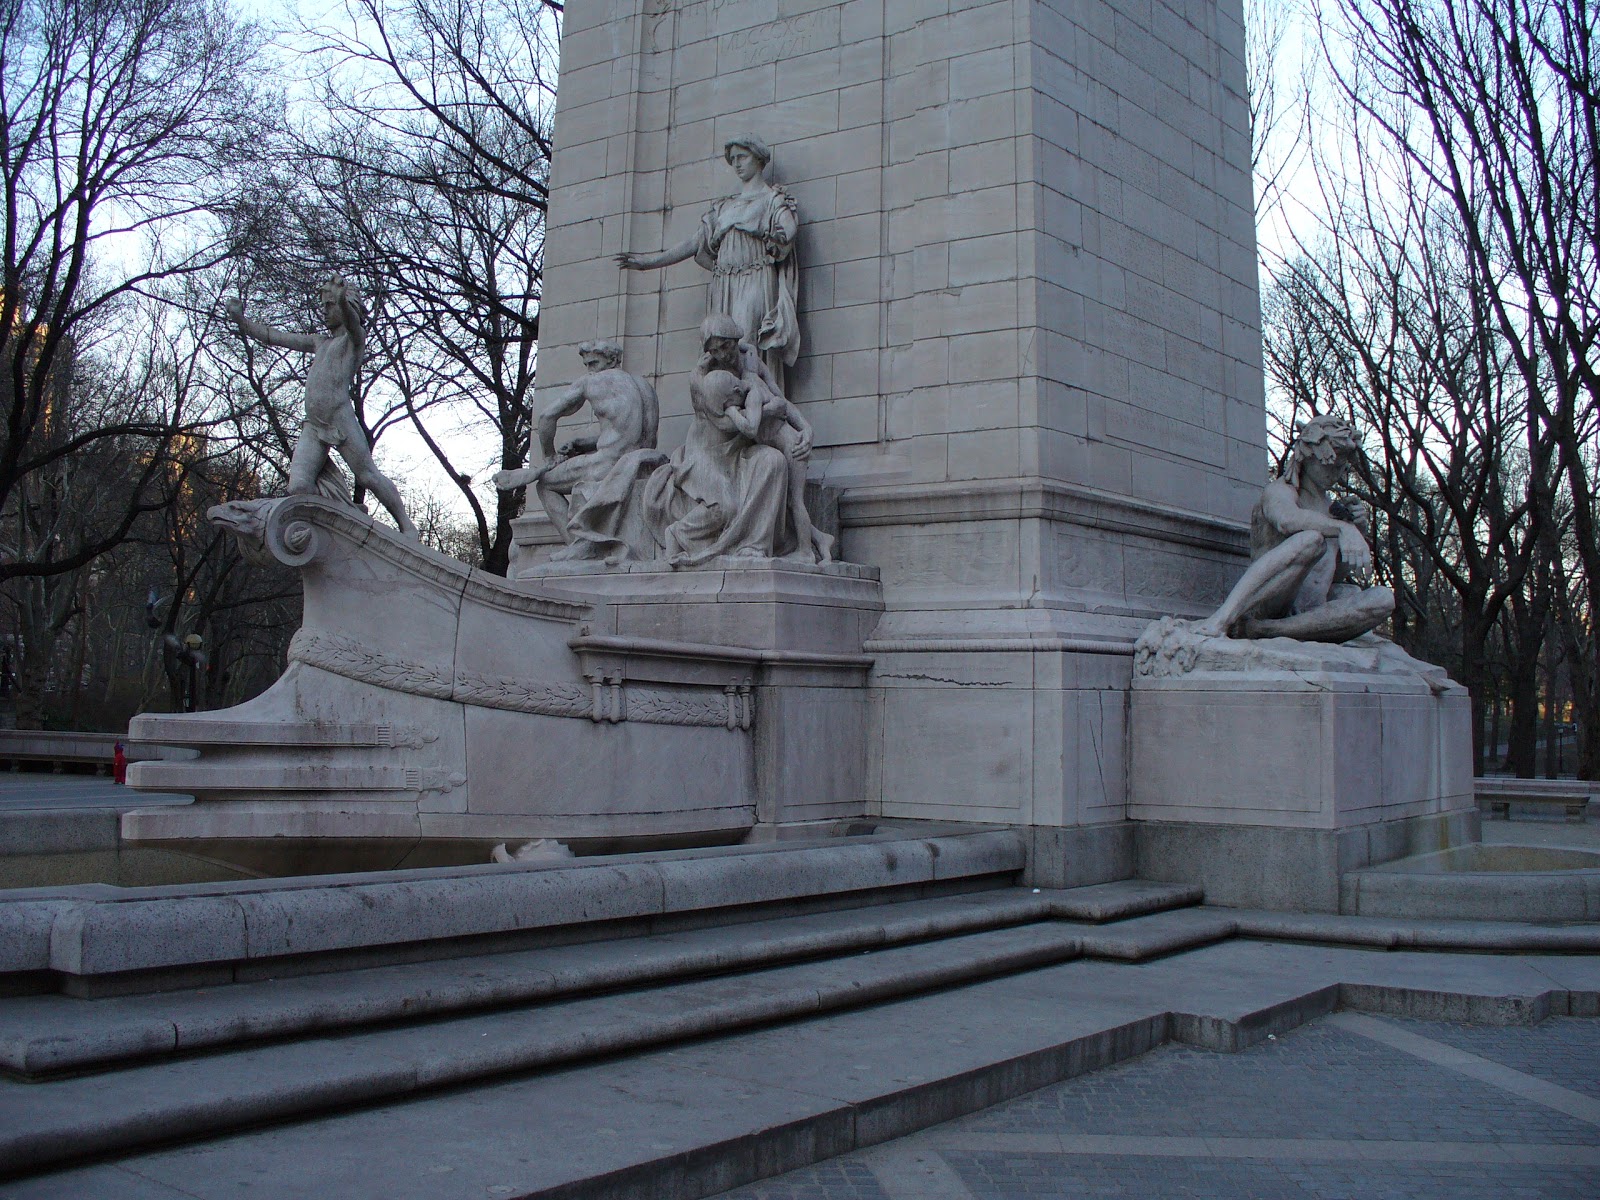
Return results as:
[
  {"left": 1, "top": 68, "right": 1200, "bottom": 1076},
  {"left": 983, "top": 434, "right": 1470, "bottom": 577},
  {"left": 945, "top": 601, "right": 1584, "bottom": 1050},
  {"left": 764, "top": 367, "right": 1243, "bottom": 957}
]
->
[{"left": 113, "top": 741, "right": 127, "bottom": 784}]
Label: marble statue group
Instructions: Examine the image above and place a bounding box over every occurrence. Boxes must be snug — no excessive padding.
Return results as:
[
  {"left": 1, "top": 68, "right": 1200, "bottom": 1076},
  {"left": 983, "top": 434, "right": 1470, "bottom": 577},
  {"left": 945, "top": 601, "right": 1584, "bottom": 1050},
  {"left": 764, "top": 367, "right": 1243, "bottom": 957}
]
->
[
  {"left": 499, "top": 131, "right": 829, "bottom": 568},
  {"left": 219, "top": 134, "right": 1383, "bottom": 611},
  {"left": 491, "top": 315, "right": 831, "bottom": 568},
  {"left": 222, "top": 133, "right": 827, "bottom": 572},
  {"left": 167, "top": 2, "right": 1475, "bottom": 916}
]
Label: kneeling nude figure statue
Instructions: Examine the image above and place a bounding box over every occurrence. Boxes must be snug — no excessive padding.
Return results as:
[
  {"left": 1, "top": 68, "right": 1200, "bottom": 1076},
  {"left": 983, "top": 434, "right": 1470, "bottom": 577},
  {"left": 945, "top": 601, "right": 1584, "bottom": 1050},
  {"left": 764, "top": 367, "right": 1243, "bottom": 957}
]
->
[{"left": 1195, "top": 414, "right": 1393, "bottom": 643}]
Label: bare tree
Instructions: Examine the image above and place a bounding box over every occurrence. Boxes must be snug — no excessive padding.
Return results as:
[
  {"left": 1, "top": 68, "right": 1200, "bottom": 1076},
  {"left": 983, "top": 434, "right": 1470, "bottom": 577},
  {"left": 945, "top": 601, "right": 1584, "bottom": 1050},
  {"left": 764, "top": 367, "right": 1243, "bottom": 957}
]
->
[
  {"left": 1263, "top": 213, "right": 1551, "bottom": 773},
  {"left": 1244, "top": 0, "right": 1313, "bottom": 230},
  {"left": 0, "top": 0, "right": 273, "bottom": 583},
  {"left": 235, "top": 0, "right": 563, "bottom": 575},
  {"left": 0, "top": 286, "right": 293, "bottom": 726},
  {"left": 1326, "top": 0, "right": 1600, "bottom": 774}
]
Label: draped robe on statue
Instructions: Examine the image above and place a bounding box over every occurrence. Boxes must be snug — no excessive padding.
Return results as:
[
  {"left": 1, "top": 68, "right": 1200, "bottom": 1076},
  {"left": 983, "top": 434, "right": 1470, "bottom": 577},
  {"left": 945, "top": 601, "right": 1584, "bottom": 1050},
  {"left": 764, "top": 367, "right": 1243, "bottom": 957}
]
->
[
  {"left": 561, "top": 368, "right": 792, "bottom": 565},
  {"left": 695, "top": 187, "right": 800, "bottom": 384}
]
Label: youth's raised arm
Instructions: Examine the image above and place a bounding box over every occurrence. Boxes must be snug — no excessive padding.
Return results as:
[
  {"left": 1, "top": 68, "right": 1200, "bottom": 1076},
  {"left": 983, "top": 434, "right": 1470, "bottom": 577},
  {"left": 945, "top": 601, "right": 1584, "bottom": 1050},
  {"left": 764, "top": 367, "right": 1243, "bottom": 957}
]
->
[{"left": 224, "top": 297, "right": 317, "bottom": 353}]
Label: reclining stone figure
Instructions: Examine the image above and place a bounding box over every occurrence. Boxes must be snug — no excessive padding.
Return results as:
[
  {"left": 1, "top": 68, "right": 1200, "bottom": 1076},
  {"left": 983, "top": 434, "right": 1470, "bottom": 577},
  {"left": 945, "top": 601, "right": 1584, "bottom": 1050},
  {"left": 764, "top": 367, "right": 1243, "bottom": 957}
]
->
[{"left": 1193, "top": 414, "right": 1394, "bottom": 643}]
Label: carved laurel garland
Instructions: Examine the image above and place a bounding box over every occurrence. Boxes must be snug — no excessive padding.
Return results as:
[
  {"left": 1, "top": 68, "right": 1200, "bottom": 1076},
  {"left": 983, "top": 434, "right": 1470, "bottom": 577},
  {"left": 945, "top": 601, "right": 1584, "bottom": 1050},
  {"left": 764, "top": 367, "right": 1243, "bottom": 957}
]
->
[
  {"left": 628, "top": 690, "right": 742, "bottom": 729},
  {"left": 453, "top": 669, "right": 592, "bottom": 719},
  {"left": 289, "top": 630, "right": 455, "bottom": 698},
  {"left": 289, "top": 630, "right": 751, "bottom": 730}
]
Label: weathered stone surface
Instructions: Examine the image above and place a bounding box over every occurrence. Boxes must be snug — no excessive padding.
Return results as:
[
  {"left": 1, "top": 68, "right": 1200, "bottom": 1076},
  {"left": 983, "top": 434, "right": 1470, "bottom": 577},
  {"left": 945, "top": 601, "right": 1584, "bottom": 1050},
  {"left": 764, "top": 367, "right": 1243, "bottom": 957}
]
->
[{"left": 533, "top": 0, "right": 1266, "bottom": 836}]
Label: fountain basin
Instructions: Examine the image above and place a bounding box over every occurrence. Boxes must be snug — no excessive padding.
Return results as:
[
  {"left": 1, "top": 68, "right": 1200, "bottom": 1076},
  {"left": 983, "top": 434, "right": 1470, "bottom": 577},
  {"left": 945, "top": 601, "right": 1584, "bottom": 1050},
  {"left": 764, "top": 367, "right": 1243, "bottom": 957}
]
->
[{"left": 1342, "top": 841, "right": 1600, "bottom": 921}]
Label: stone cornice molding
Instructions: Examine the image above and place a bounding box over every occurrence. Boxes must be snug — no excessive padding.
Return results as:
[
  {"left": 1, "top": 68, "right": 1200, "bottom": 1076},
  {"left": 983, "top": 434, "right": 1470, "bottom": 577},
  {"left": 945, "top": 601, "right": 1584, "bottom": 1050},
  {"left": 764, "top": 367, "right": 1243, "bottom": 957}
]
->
[{"left": 838, "top": 478, "right": 1251, "bottom": 554}]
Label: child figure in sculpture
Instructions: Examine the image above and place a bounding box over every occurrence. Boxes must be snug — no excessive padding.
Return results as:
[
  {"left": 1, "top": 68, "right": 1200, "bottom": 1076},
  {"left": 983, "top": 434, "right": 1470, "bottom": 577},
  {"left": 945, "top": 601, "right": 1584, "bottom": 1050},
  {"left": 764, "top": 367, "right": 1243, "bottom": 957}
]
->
[{"left": 700, "top": 315, "right": 833, "bottom": 564}]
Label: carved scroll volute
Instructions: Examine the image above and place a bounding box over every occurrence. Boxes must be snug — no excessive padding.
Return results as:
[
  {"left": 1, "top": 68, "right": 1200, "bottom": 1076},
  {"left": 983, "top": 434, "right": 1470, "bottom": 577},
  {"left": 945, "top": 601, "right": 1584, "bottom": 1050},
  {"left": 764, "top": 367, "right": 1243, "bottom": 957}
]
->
[
  {"left": 206, "top": 496, "right": 326, "bottom": 570},
  {"left": 264, "top": 498, "right": 324, "bottom": 568}
]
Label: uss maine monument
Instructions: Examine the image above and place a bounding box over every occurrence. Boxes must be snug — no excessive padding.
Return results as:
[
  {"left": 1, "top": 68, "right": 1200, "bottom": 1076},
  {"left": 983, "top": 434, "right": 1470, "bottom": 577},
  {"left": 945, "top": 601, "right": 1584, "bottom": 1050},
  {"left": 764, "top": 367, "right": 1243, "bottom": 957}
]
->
[{"left": 125, "top": 0, "right": 1471, "bottom": 910}]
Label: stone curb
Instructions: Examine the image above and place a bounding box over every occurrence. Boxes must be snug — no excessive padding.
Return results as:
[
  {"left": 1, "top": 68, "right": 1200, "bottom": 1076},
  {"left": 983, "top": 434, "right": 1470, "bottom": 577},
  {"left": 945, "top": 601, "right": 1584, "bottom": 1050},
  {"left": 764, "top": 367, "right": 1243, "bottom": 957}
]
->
[
  {"left": 1226, "top": 908, "right": 1600, "bottom": 951},
  {"left": 0, "top": 831, "right": 1026, "bottom": 981}
]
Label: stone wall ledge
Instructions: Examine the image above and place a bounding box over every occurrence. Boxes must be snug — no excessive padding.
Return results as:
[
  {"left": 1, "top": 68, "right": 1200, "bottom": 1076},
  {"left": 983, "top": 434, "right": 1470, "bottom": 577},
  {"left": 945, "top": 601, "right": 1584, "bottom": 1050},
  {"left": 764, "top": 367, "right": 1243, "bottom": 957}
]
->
[
  {"left": 839, "top": 477, "right": 1251, "bottom": 555},
  {"left": 0, "top": 830, "right": 1026, "bottom": 985}
]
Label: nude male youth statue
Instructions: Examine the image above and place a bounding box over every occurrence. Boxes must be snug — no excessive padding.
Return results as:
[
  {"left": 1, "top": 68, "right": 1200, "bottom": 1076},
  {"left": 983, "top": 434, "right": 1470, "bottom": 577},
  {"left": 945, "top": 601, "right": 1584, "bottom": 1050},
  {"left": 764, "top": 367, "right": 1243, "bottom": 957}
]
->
[{"left": 225, "top": 279, "right": 417, "bottom": 538}]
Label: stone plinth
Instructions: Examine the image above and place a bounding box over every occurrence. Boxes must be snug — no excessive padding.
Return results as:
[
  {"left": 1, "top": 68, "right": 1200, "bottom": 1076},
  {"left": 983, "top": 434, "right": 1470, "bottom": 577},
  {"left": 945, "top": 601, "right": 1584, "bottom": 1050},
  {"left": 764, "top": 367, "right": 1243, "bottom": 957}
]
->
[
  {"left": 125, "top": 499, "right": 769, "bottom": 848},
  {"left": 533, "top": 561, "right": 884, "bottom": 828},
  {"left": 529, "top": 558, "right": 882, "bottom": 656},
  {"left": 1129, "top": 632, "right": 1477, "bottom": 910}
]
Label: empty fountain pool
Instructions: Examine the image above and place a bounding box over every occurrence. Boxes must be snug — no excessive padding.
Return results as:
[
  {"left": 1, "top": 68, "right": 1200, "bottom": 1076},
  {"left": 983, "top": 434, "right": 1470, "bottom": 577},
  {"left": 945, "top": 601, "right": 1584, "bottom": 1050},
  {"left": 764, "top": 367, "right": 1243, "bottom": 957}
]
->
[{"left": 1342, "top": 840, "right": 1600, "bottom": 921}]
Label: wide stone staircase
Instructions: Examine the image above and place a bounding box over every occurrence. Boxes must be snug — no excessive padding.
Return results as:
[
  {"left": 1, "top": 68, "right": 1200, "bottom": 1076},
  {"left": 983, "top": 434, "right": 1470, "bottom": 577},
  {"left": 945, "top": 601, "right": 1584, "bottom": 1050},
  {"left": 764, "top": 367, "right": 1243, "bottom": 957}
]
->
[{"left": 1, "top": 828, "right": 1597, "bottom": 1197}]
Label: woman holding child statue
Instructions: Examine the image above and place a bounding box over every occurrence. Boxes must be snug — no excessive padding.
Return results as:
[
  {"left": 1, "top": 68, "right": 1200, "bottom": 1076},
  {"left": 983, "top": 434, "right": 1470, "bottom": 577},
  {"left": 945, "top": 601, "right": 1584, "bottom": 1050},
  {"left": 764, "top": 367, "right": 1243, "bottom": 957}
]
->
[{"left": 616, "top": 133, "right": 800, "bottom": 388}]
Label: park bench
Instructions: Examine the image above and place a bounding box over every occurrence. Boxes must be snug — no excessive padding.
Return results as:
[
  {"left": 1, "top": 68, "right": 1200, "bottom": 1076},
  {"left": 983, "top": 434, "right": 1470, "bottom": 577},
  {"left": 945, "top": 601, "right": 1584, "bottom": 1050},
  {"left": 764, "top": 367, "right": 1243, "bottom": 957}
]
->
[
  {"left": 0, "top": 731, "right": 155, "bottom": 776},
  {"left": 1475, "top": 776, "right": 1598, "bottom": 822}
]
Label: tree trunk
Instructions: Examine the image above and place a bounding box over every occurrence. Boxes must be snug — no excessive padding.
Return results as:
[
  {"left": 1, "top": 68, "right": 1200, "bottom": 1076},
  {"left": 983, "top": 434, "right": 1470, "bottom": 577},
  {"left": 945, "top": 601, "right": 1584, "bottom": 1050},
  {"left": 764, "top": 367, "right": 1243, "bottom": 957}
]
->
[
  {"left": 1488, "top": 689, "right": 1502, "bottom": 772},
  {"left": 1458, "top": 617, "right": 1492, "bottom": 776},
  {"left": 1504, "top": 645, "right": 1541, "bottom": 779},
  {"left": 1543, "top": 652, "right": 1559, "bottom": 778}
]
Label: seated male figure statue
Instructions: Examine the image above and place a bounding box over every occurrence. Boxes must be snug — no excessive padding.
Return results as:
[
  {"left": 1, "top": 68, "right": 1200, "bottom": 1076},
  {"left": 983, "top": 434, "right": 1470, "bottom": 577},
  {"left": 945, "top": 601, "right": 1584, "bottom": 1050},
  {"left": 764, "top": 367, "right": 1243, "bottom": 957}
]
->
[
  {"left": 493, "top": 341, "right": 660, "bottom": 559},
  {"left": 1193, "top": 415, "right": 1393, "bottom": 643},
  {"left": 225, "top": 279, "right": 417, "bottom": 538}
]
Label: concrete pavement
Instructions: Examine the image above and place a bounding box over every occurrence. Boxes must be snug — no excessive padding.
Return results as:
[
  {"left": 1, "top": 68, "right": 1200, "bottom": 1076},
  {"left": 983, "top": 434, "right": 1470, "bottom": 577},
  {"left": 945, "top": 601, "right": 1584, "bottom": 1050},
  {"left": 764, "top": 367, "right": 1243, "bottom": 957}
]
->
[{"left": 715, "top": 1011, "right": 1600, "bottom": 1199}]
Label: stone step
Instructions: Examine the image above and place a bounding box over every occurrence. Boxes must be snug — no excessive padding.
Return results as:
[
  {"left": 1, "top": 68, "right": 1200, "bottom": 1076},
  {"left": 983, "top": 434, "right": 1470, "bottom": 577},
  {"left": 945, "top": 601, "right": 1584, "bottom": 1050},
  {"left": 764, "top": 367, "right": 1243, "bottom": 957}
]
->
[
  {"left": 125, "top": 763, "right": 467, "bottom": 793},
  {"left": 1074, "top": 907, "right": 1238, "bottom": 959},
  {"left": 6, "top": 939, "right": 1596, "bottom": 1198},
  {"left": 0, "top": 880, "right": 1204, "bottom": 1076},
  {"left": 124, "top": 717, "right": 439, "bottom": 749},
  {"left": 1042, "top": 878, "right": 1203, "bottom": 922},
  {"left": 1226, "top": 907, "right": 1600, "bottom": 952},
  {"left": 0, "top": 922, "right": 1090, "bottom": 1174}
]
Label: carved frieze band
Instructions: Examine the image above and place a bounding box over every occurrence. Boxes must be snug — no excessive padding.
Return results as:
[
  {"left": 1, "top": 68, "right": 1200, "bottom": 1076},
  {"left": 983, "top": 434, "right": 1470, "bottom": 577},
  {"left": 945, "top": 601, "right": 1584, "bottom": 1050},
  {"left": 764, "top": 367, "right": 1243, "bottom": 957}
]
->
[
  {"left": 289, "top": 631, "right": 751, "bottom": 730},
  {"left": 290, "top": 631, "right": 457, "bottom": 699}
]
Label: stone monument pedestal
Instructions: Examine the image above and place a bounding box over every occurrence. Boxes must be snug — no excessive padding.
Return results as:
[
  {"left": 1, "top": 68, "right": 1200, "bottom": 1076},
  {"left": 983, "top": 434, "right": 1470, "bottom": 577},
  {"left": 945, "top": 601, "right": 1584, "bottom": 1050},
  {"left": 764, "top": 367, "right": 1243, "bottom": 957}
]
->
[
  {"left": 531, "top": 560, "right": 883, "bottom": 831},
  {"left": 125, "top": 501, "right": 880, "bottom": 853},
  {"left": 1129, "top": 627, "right": 1477, "bottom": 911}
]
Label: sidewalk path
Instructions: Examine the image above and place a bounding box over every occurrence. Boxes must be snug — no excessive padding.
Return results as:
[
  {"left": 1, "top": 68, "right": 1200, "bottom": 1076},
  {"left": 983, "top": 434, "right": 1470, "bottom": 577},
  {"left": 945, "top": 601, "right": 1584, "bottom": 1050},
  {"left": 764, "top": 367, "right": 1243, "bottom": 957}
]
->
[{"left": 715, "top": 1012, "right": 1600, "bottom": 1200}]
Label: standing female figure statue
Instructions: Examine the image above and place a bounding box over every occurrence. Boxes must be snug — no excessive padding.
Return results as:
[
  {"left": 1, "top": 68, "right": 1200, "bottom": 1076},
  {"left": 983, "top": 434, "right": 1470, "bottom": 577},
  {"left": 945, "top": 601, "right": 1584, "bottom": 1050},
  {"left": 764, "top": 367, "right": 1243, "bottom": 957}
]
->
[{"left": 617, "top": 134, "right": 800, "bottom": 386}]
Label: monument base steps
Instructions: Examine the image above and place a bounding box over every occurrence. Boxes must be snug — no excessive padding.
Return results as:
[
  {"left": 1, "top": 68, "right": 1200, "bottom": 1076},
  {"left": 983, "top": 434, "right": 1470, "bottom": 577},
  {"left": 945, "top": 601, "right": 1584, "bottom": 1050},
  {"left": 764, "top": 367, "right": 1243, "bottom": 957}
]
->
[
  {"left": 1, "top": 862, "right": 1596, "bottom": 1196},
  {"left": 2, "top": 829, "right": 1597, "bottom": 1194}
]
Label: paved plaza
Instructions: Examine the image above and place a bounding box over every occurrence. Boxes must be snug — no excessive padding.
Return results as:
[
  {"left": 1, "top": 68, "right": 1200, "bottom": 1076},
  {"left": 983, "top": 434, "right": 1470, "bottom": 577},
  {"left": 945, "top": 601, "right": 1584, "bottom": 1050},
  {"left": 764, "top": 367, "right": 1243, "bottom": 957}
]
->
[
  {"left": 0, "top": 773, "right": 188, "bottom": 811},
  {"left": 715, "top": 1012, "right": 1600, "bottom": 1200}
]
